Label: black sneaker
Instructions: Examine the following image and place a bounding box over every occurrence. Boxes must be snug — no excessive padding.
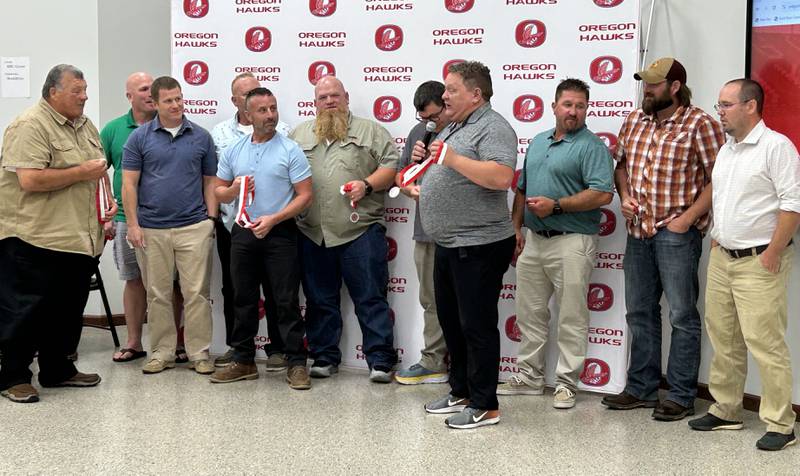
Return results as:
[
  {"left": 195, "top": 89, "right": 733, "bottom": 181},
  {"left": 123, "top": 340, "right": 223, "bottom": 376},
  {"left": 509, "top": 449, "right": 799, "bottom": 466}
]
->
[
  {"left": 652, "top": 400, "right": 695, "bottom": 421},
  {"left": 756, "top": 431, "right": 797, "bottom": 451},
  {"left": 601, "top": 391, "right": 658, "bottom": 410},
  {"left": 688, "top": 413, "right": 744, "bottom": 431}
]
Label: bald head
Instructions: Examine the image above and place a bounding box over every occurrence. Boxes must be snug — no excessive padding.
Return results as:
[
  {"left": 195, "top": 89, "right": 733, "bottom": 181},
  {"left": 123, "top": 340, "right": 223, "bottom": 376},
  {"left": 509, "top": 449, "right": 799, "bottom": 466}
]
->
[
  {"left": 314, "top": 75, "right": 349, "bottom": 114},
  {"left": 125, "top": 72, "right": 155, "bottom": 117}
]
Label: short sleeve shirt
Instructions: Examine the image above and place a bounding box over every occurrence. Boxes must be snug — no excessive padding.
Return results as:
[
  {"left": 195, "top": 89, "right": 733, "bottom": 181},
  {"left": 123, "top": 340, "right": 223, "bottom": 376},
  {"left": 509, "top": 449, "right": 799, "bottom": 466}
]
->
[
  {"left": 419, "top": 102, "right": 518, "bottom": 248},
  {"left": 289, "top": 114, "right": 399, "bottom": 247},
  {"left": 397, "top": 121, "right": 434, "bottom": 242},
  {"left": 0, "top": 99, "right": 105, "bottom": 256},
  {"left": 100, "top": 109, "right": 138, "bottom": 222}
]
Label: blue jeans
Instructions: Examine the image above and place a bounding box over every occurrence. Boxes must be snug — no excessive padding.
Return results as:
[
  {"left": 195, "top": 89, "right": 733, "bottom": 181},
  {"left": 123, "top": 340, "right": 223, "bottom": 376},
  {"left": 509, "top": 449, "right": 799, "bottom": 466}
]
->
[
  {"left": 623, "top": 227, "right": 702, "bottom": 408},
  {"left": 299, "top": 224, "right": 396, "bottom": 369}
]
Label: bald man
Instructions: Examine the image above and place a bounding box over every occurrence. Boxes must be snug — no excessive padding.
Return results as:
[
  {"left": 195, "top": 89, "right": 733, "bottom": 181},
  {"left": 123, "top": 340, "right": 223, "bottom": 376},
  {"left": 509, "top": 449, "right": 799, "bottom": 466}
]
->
[
  {"left": 101, "top": 72, "right": 184, "bottom": 363},
  {"left": 289, "top": 76, "right": 398, "bottom": 382}
]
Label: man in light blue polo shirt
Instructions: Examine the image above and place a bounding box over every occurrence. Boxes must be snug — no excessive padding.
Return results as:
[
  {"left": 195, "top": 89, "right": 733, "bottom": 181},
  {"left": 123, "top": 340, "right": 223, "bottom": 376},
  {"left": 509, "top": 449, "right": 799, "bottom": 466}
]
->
[
  {"left": 497, "top": 78, "right": 614, "bottom": 409},
  {"left": 210, "top": 88, "right": 313, "bottom": 389}
]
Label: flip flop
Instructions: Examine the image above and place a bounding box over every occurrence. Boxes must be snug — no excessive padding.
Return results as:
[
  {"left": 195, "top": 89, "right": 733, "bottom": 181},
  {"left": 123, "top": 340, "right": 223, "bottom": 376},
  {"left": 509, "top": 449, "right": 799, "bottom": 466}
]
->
[
  {"left": 113, "top": 348, "right": 147, "bottom": 363},
  {"left": 175, "top": 348, "right": 189, "bottom": 364}
]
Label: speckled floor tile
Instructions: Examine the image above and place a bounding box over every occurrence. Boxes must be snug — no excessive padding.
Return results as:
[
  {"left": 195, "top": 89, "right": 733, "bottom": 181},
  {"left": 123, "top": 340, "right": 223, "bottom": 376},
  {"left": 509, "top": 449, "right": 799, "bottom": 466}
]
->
[{"left": 2, "top": 327, "right": 799, "bottom": 475}]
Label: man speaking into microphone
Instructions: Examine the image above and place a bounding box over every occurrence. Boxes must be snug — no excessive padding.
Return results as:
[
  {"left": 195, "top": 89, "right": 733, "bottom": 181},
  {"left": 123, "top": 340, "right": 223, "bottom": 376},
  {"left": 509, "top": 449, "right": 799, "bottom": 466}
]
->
[{"left": 416, "top": 61, "right": 518, "bottom": 429}]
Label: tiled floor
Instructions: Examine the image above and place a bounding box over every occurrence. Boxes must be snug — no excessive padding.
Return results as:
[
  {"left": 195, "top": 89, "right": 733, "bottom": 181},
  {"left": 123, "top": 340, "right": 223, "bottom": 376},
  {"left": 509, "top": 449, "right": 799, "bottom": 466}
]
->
[{"left": 2, "top": 327, "right": 798, "bottom": 475}]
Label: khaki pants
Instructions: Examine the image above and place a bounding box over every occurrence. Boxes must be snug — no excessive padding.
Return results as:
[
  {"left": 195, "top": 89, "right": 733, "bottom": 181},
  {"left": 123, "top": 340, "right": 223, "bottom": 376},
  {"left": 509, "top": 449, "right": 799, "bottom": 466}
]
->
[
  {"left": 414, "top": 241, "right": 447, "bottom": 372},
  {"left": 515, "top": 230, "right": 597, "bottom": 391},
  {"left": 705, "top": 245, "right": 795, "bottom": 434},
  {"left": 136, "top": 220, "right": 214, "bottom": 362}
]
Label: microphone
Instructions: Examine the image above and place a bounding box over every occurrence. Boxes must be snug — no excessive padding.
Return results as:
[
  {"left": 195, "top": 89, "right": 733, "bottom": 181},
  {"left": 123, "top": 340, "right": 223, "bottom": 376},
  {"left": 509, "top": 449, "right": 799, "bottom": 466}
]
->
[{"left": 422, "top": 120, "right": 437, "bottom": 148}]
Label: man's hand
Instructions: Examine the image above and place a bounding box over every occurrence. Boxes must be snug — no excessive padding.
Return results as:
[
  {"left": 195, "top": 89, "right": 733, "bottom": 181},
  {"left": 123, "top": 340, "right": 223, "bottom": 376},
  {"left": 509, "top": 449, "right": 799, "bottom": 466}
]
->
[
  {"left": 427, "top": 140, "right": 452, "bottom": 166},
  {"left": 81, "top": 159, "right": 108, "bottom": 181},
  {"left": 127, "top": 224, "right": 145, "bottom": 248},
  {"left": 104, "top": 220, "right": 116, "bottom": 240},
  {"left": 666, "top": 214, "right": 692, "bottom": 234},
  {"left": 402, "top": 184, "right": 420, "bottom": 201},
  {"left": 106, "top": 200, "right": 119, "bottom": 222},
  {"left": 343, "top": 180, "right": 367, "bottom": 202},
  {"left": 514, "top": 228, "right": 526, "bottom": 260},
  {"left": 620, "top": 196, "right": 640, "bottom": 221},
  {"left": 526, "top": 196, "right": 555, "bottom": 218},
  {"left": 251, "top": 215, "right": 277, "bottom": 239},
  {"left": 759, "top": 248, "right": 782, "bottom": 274},
  {"left": 411, "top": 140, "right": 428, "bottom": 163},
  {"left": 230, "top": 175, "right": 255, "bottom": 195}
]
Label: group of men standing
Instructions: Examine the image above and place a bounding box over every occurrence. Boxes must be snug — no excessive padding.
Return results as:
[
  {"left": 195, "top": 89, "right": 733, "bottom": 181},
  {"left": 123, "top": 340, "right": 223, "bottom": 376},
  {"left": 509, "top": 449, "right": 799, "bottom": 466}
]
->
[{"left": 0, "top": 57, "right": 798, "bottom": 449}]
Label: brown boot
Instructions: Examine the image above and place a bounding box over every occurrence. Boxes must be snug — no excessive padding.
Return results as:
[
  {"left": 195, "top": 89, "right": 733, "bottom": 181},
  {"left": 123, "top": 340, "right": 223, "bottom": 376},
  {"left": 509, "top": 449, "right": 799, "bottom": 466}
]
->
[
  {"left": 209, "top": 361, "right": 259, "bottom": 383},
  {"left": 287, "top": 365, "right": 311, "bottom": 390}
]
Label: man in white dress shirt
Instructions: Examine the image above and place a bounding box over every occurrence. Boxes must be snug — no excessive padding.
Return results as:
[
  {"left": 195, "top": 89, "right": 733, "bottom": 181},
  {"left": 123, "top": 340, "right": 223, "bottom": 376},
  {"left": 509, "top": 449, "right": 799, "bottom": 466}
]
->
[{"left": 688, "top": 79, "right": 800, "bottom": 452}]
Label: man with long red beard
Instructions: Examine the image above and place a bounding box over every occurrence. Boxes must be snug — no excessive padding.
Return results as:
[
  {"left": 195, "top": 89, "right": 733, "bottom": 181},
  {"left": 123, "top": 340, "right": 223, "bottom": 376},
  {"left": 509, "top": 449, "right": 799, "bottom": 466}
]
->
[{"left": 290, "top": 76, "right": 398, "bottom": 383}]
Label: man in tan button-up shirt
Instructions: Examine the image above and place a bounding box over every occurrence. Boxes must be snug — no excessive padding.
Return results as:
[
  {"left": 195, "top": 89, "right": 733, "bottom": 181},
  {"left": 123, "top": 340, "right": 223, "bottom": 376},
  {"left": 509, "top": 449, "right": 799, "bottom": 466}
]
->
[{"left": 0, "top": 64, "right": 113, "bottom": 404}]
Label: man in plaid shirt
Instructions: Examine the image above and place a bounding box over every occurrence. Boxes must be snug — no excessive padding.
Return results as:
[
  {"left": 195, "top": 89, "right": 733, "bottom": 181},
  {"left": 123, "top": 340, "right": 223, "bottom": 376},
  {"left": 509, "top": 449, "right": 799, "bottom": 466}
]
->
[{"left": 601, "top": 58, "right": 725, "bottom": 421}]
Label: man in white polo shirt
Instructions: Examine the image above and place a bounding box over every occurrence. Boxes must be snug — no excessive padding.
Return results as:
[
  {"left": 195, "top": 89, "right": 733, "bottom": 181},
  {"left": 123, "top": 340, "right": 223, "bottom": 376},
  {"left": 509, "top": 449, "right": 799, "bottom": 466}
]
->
[{"left": 688, "top": 78, "right": 800, "bottom": 451}]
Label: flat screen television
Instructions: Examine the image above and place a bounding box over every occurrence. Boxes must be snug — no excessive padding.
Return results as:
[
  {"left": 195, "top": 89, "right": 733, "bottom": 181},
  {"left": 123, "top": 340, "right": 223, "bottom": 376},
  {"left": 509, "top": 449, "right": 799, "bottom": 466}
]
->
[{"left": 747, "top": 0, "right": 800, "bottom": 150}]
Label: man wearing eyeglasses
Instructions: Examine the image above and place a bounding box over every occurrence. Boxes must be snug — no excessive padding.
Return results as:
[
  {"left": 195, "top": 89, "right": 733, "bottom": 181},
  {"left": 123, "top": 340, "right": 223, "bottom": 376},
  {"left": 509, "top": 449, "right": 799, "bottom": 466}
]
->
[
  {"left": 394, "top": 81, "right": 451, "bottom": 386},
  {"left": 601, "top": 58, "right": 725, "bottom": 421},
  {"left": 688, "top": 79, "right": 800, "bottom": 451}
]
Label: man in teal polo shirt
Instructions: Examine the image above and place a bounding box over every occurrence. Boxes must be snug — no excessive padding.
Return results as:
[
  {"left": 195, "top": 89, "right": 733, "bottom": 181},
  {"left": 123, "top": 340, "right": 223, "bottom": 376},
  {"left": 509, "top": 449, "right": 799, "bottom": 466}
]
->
[
  {"left": 101, "top": 72, "right": 185, "bottom": 363},
  {"left": 497, "top": 78, "right": 614, "bottom": 409}
]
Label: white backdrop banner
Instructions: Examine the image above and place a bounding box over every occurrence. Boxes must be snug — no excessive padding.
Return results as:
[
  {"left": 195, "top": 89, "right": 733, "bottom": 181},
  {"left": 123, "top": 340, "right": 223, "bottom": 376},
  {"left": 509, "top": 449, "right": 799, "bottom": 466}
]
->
[{"left": 172, "top": 0, "right": 639, "bottom": 394}]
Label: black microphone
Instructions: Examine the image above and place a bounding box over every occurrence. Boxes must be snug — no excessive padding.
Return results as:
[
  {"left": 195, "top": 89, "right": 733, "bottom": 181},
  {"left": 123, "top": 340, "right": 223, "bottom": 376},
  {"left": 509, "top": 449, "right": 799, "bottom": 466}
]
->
[{"left": 422, "top": 120, "right": 437, "bottom": 147}]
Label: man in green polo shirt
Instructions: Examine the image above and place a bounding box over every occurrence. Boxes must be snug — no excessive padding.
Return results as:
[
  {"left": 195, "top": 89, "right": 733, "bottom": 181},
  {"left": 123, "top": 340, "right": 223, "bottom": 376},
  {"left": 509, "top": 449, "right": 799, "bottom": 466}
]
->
[
  {"left": 101, "top": 72, "right": 184, "bottom": 363},
  {"left": 497, "top": 78, "right": 614, "bottom": 409}
]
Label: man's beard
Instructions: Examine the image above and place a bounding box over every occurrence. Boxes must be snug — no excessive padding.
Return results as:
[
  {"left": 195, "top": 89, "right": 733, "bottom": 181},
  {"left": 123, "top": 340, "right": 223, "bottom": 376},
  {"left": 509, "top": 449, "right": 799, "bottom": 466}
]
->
[
  {"left": 642, "top": 88, "right": 674, "bottom": 115},
  {"left": 314, "top": 108, "right": 349, "bottom": 143}
]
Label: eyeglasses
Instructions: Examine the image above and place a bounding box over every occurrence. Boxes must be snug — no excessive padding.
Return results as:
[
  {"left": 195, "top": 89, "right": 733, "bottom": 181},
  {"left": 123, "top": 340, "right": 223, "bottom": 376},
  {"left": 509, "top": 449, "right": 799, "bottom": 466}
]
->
[
  {"left": 713, "top": 98, "right": 753, "bottom": 113},
  {"left": 415, "top": 106, "right": 444, "bottom": 123}
]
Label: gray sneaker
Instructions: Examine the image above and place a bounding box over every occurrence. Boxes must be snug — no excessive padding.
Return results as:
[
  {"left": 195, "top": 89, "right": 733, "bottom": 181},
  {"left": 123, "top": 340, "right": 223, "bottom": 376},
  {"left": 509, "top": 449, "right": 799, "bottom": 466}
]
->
[
  {"left": 369, "top": 367, "right": 392, "bottom": 383},
  {"left": 424, "top": 394, "right": 469, "bottom": 414},
  {"left": 445, "top": 407, "right": 500, "bottom": 429},
  {"left": 496, "top": 375, "right": 544, "bottom": 395},
  {"left": 309, "top": 363, "right": 338, "bottom": 378},
  {"left": 265, "top": 353, "right": 289, "bottom": 372},
  {"left": 214, "top": 349, "right": 235, "bottom": 367}
]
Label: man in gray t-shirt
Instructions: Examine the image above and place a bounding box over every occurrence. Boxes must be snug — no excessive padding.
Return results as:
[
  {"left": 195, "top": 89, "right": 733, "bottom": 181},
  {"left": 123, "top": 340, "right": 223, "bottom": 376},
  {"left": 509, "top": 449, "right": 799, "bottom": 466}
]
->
[
  {"left": 394, "top": 81, "right": 450, "bottom": 386},
  {"left": 416, "top": 62, "right": 518, "bottom": 430}
]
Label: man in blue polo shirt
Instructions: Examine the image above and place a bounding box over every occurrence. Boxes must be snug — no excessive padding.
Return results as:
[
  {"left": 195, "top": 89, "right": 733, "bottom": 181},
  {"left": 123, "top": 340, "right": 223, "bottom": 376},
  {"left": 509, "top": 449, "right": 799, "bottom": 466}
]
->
[
  {"left": 122, "top": 76, "right": 218, "bottom": 376},
  {"left": 497, "top": 78, "right": 613, "bottom": 409},
  {"left": 209, "top": 88, "right": 313, "bottom": 389}
]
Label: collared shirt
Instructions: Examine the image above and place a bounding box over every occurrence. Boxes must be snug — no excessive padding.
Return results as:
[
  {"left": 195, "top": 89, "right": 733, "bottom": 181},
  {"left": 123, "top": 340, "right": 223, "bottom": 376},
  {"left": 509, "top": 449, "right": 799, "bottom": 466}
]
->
[
  {"left": 0, "top": 99, "right": 105, "bottom": 256},
  {"left": 419, "top": 102, "right": 518, "bottom": 247},
  {"left": 397, "top": 120, "right": 435, "bottom": 242},
  {"left": 211, "top": 114, "right": 291, "bottom": 230},
  {"left": 100, "top": 109, "right": 139, "bottom": 222},
  {"left": 519, "top": 125, "right": 614, "bottom": 235},
  {"left": 217, "top": 133, "right": 311, "bottom": 220},
  {"left": 290, "top": 114, "right": 399, "bottom": 247},
  {"left": 122, "top": 115, "right": 217, "bottom": 229},
  {"left": 615, "top": 106, "right": 725, "bottom": 238},
  {"left": 711, "top": 120, "right": 800, "bottom": 249}
]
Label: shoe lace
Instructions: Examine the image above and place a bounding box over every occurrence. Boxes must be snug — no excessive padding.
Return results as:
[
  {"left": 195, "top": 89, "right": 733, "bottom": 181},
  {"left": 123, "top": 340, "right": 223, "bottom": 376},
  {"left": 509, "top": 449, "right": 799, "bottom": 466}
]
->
[
  {"left": 555, "top": 386, "right": 575, "bottom": 399},
  {"left": 509, "top": 375, "right": 525, "bottom": 385}
]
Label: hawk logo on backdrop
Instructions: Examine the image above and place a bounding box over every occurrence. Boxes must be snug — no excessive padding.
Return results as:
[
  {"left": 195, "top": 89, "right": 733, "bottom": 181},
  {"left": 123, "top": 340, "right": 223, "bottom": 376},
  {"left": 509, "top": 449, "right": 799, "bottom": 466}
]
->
[
  {"left": 308, "top": 61, "right": 336, "bottom": 85},
  {"left": 590, "top": 56, "right": 623, "bottom": 84},
  {"left": 596, "top": 132, "right": 618, "bottom": 154},
  {"left": 580, "top": 358, "right": 611, "bottom": 386},
  {"left": 587, "top": 283, "right": 614, "bottom": 311},
  {"left": 598, "top": 208, "right": 616, "bottom": 236},
  {"left": 183, "top": 61, "right": 209, "bottom": 85},
  {"left": 245, "top": 27, "right": 272, "bottom": 52},
  {"left": 513, "top": 95, "right": 544, "bottom": 122},
  {"left": 386, "top": 236, "right": 398, "bottom": 261},
  {"left": 184, "top": 0, "right": 209, "bottom": 18},
  {"left": 258, "top": 298, "right": 266, "bottom": 320},
  {"left": 505, "top": 315, "right": 522, "bottom": 342},
  {"left": 442, "top": 59, "right": 465, "bottom": 80},
  {"left": 593, "top": 0, "right": 625, "bottom": 7},
  {"left": 511, "top": 169, "right": 522, "bottom": 191},
  {"left": 445, "top": 0, "right": 475, "bottom": 13},
  {"left": 310, "top": 0, "right": 337, "bottom": 16},
  {"left": 388, "top": 307, "right": 396, "bottom": 325},
  {"left": 373, "top": 96, "right": 402, "bottom": 122},
  {"left": 375, "top": 25, "right": 404, "bottom": 51},
  {"left": 515, "top": 20, "right": 546, "bottom": 48}
]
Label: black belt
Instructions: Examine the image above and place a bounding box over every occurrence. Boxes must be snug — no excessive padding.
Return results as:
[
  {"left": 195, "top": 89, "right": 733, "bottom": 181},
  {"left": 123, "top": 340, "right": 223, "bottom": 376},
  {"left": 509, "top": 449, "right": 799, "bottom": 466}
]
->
[
  {"left": 720, "top": 239, "right": 792, "bottom": 259},
  {"left": 535, "top": 229, "right": 571, "bottom": 238}
]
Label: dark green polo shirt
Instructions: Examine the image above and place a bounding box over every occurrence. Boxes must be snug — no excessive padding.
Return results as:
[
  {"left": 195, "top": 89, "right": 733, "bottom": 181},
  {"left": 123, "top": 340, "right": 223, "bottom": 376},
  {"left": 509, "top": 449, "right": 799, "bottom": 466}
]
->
[{"left": 100, "top": 109, "right": 138, "bottom": 222}]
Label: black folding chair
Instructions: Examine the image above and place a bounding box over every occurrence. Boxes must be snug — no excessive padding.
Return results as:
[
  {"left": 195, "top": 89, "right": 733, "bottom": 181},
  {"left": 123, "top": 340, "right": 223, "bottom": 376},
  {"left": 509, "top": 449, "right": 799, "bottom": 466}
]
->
[{"left": 87, "top": 267, "right": 120, "bottom": 347}]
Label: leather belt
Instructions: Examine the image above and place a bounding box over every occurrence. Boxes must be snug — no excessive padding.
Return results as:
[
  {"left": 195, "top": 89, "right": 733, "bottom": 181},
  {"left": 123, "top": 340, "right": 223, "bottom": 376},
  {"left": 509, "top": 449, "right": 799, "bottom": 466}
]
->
[
  {"left": 720, "top": 239, "right": 792, "bottom": 259},
  {"left": 535, "top": 229, "right": 571, "bottom": 238}
]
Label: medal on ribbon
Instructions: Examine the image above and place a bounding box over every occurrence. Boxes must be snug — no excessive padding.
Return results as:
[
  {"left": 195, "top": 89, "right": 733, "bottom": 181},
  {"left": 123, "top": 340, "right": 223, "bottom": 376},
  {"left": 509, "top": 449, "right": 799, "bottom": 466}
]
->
[{"left": 340, "top": 183, "right": 360, "bottom": 223}]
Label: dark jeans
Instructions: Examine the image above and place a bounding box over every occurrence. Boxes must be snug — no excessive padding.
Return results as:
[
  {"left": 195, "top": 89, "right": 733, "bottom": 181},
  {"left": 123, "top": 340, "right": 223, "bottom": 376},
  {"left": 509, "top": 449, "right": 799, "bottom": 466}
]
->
[
  {"left": 434, "top": 236, "right": 515, "bottom": 411},
  {"left": 299, "top": 223, "right": 396, "bottom": 370},
  {"left": 217, "top": 220, "right": 284, "bottom": 355},
  {"left": 229, "top": 222, "right": 306, "bottom": 366},
  {"left": 0, "top": 237, "right": 95, "bottom": 389},
  {"left": 622, "top": 227, "right": 702, "bottom": 408}
]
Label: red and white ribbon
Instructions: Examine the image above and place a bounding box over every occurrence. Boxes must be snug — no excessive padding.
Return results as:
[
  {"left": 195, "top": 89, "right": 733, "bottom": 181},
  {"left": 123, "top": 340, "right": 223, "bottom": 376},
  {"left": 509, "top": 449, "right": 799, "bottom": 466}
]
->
[
  {"left": 95, "top": 178, "right": 114, "bottom": 223},
  {"left": 340, "top": 183, "right": 360, "bottom": 223},
  {"left": 396, "top": 142, "right": 448, "bottom": 188},
  {"left": 235, "top": 175, "right": 256, "bottom": 228}
]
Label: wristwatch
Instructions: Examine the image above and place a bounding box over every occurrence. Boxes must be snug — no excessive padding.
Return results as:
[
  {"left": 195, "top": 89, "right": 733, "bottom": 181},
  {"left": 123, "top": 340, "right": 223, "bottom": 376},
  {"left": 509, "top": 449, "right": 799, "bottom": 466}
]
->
[
  {"left": 363, "top": 179, "right": 374, "bottom": 196},
  {"left": 552, "top": 199, "right": 563, "bottom": 216}
]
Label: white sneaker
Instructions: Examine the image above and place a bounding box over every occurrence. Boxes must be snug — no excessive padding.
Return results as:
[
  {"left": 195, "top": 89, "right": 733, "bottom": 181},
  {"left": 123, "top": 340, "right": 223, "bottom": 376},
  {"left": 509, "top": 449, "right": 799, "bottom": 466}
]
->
[
  {"left": 553, "top": 385, "right": 576, "bottom": 409},
  {"left": 497, "top": 375, "right": 544, "bottom": 395}
]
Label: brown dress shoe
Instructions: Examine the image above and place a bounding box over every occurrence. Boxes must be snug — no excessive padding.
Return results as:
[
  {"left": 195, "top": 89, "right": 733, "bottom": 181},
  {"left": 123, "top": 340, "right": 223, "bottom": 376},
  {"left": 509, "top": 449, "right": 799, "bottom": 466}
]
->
[
  {"left": 40, "top": 372, "right": 101, "bottom": 388},
  {"left": 287, "top": 366, "right": 311, "bottom": 390},
  {"left": 209, "top": 361, "right": 259, "bottom": 383},
  {"left": 601, "top": 391, "right": 658, "bottom": 410},
  {"left": 1, "top": 383, "right": 40, "bottom": 403}
]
